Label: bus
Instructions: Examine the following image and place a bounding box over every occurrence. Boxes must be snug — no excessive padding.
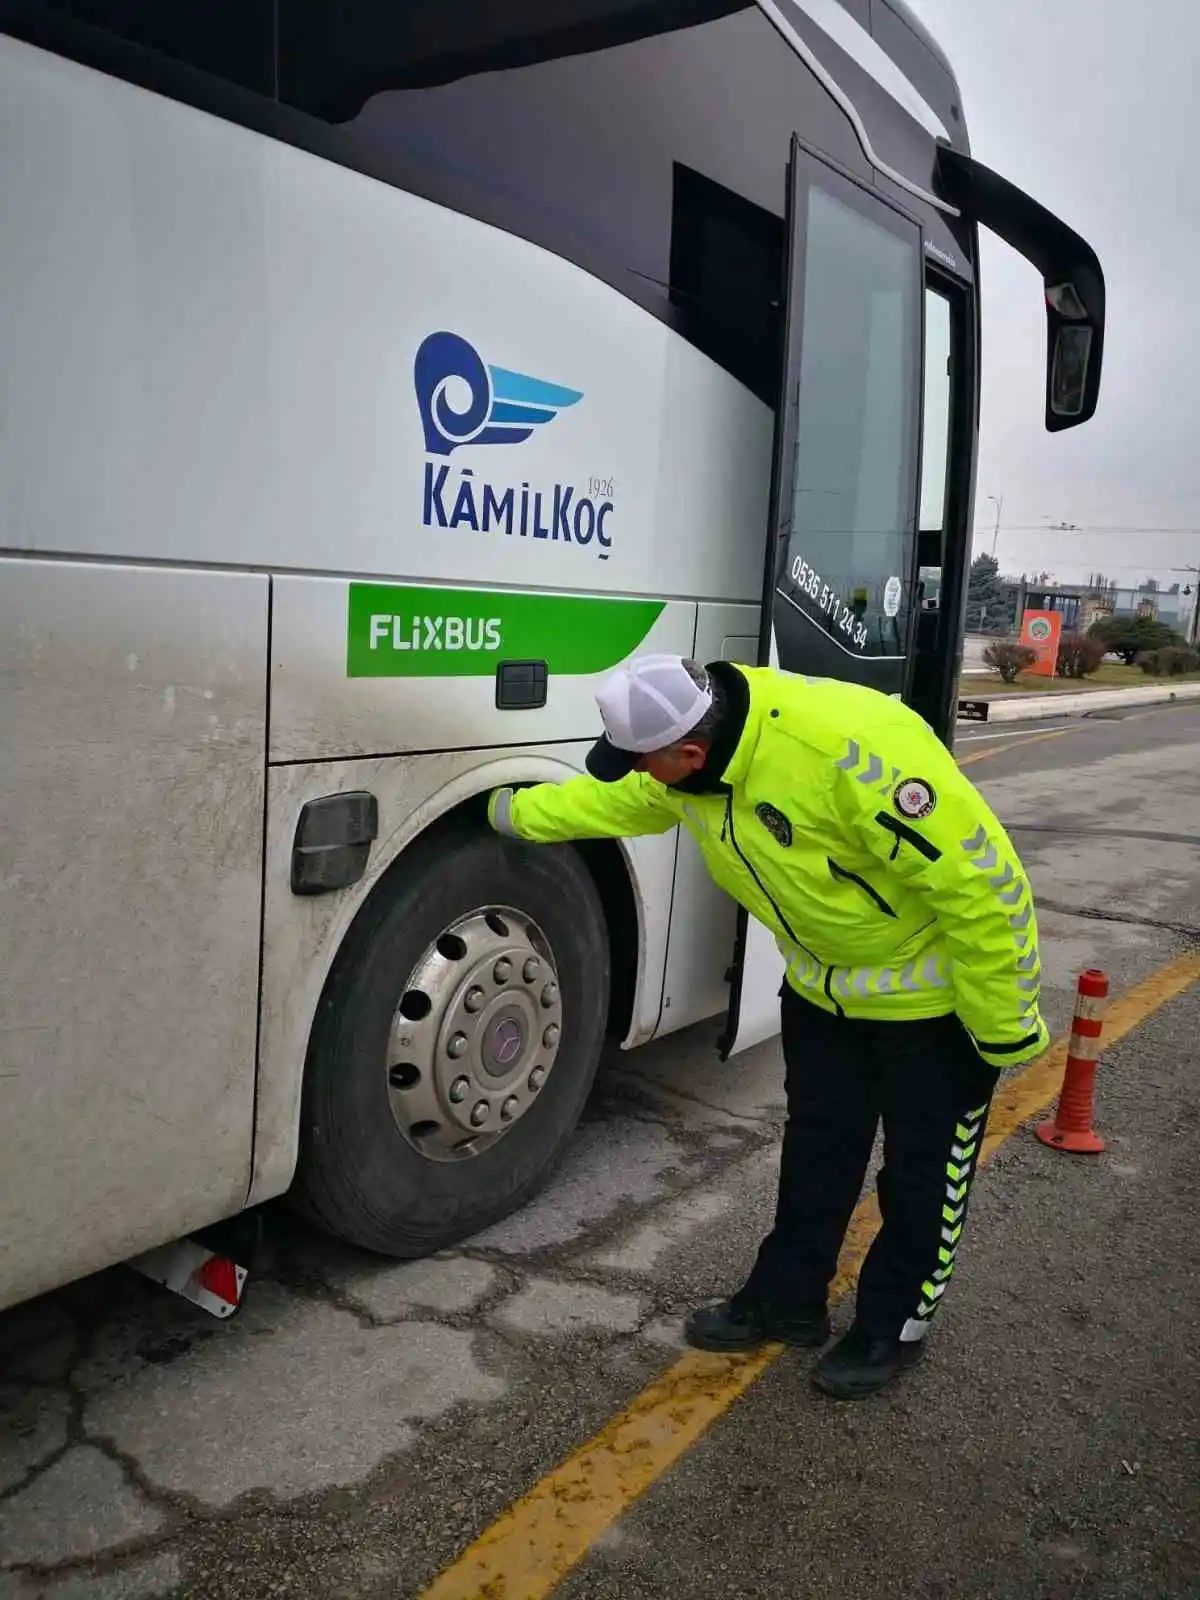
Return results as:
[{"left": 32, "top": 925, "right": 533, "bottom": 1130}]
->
[{"left": 0, "top": 0, "right": 1104, "bottom": 1312}]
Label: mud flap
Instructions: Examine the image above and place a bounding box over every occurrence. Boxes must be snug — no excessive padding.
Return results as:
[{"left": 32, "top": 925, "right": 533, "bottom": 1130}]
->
[{"left": 127, "top": 1215, "right": 261, "bottom": 1319}]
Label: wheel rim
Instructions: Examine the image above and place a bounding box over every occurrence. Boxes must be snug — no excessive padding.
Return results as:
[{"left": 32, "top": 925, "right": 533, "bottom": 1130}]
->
[{"left": 385, "top": 906, "right": 564, "bottom": 1162}]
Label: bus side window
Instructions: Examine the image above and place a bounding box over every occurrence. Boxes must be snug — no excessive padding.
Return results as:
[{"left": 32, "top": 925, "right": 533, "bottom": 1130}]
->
[
  {"left": 327, "top": 7, "right": 867, "bottom": 405},
  {"left": 668, "top": 163, "right": 785, "bottom": 409},
  {"left": 35, "top": 0, "right": 274, "bottom": 96}
]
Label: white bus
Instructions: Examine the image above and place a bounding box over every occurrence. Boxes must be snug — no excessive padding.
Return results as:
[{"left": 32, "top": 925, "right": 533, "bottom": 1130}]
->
[{"left": 0, "top": 0, "right": 1104, "bottom": 1312}]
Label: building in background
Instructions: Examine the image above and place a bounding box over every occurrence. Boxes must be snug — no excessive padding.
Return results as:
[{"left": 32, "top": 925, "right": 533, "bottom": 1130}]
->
[{"left": 985, "top": 577, "right": 1193, "bottom": 637}]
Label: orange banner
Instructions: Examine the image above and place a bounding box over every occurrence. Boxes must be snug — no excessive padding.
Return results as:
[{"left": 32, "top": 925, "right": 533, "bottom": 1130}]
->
[{"left": 1019, "top": 609, "right": 1062, "bottom": 677}]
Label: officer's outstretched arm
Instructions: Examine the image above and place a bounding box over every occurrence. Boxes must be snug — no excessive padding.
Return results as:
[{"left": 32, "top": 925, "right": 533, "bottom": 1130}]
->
[
  {"left": 488, "top": 772, "right": 679, "bottom": 844},
  {"left": 831, "top": 743, "right": 1048, "bottom": 1070}
]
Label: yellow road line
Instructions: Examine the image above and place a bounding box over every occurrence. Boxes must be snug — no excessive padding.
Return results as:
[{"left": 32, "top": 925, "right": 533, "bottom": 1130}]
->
[
  {"left": 957, "top": 726, "right": 1074, "bottom": 766},
  {"left": 958, "top": 694, "right": 1200, "bottom": 768},
  {"left": 418, "top": 950, "right": 1200, "bottom": 1600}
]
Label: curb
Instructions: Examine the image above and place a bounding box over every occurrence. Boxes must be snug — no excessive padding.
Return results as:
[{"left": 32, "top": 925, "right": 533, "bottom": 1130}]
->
[{"left": 958, "top": 681, "right": 1200, "bottom": 724}]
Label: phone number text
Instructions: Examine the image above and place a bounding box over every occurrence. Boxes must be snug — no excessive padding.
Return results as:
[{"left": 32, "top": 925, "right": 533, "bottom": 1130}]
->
[{"left": 788, "top": 556, "right": 868, "bottom": 651}]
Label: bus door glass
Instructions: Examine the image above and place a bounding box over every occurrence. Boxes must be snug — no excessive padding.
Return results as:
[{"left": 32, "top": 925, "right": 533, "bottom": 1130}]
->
[
  {"left": 759, "top": 137, "right": 923, "bottom": 694},
  {"left": 722, "top": 136, "right": 924, "bottom": 1061}
]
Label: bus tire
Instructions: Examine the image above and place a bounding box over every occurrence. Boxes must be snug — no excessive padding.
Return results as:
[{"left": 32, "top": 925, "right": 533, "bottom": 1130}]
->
[{"left": 292, "top": 825, "right": 610, "bottom": 1256}]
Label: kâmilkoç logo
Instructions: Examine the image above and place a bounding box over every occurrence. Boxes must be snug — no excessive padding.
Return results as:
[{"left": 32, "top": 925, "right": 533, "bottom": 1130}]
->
[
  {"left": 414, "top": 331, "right": 582, "bottom": 456},
  {"left": 413, "top": 331, "right": 615, "bottom": 561}
]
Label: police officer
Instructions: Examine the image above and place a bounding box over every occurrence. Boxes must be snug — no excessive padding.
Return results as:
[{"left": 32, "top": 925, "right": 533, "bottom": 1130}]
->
[{"left": 488, "top": 654, "right": 1046, "bottom": 1399}]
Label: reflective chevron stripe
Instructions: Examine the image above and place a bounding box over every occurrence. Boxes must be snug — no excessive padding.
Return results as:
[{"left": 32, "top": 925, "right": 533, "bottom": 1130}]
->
[
  {"left": 786, "top": 956, "right": 825, "bottom": 997},
  {"left": 826, "top": 959, "right": 950, "bottom": 1002},
  {"left": 900, "top": 1104, "right": 988, "bottom": 1341},
  {"left": 970, "top": 841, "right": 999, "bottom": 872},
  {"left": 960, "top": 823, "right": 1043, "bottom": 1042},
  {"left": 857, "top": 752, "right": 884, "bottom": 786},
  {"left": 836, "top": 741, "right": 906, "bottom": 800}
]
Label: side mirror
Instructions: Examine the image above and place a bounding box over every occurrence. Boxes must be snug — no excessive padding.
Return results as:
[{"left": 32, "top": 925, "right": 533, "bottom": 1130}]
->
[
  {"left": 1045, "top": 280, "right": 1102, "bottom": 427},
  {"left": 935, "top": 148, "right": 1105, "bottom": 432}
]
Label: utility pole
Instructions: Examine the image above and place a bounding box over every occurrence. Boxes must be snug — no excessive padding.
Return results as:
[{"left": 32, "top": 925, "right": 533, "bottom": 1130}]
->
[
  {"left": 987, "top": 494, "right": 1004, "bottom": 559},
  {"left": 1173, "top": 566, "right": 1200, "bottom": 646}
]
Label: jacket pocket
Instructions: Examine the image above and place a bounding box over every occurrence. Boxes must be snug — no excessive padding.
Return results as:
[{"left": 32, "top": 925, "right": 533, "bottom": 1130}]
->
[{"left": 827, "top": 857, "right": 897, "bottom": 919}]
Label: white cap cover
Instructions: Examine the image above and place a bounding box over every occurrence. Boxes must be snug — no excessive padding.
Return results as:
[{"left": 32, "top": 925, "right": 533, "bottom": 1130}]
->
[{"left": 586, "top": 655, "right": 713, "bottom": 781}]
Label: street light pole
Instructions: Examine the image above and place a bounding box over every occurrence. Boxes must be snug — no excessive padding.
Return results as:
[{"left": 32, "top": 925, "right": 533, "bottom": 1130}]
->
[
  {"left": 987, "top": 494, "right": 1004, "bottom": 559},
  {"left": 1172, "top": 565, "right": 1200, "bottom": 646}
]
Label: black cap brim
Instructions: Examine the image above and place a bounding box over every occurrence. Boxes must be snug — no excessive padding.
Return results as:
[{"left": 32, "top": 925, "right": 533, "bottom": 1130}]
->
[{"left": 586, "top": 735, "right": 640, "bottom": 782}]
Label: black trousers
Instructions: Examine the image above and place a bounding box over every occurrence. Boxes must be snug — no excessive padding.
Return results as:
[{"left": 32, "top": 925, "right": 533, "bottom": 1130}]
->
[{"left": 744, "top": 986, "right": 998, "bottom": 1342}]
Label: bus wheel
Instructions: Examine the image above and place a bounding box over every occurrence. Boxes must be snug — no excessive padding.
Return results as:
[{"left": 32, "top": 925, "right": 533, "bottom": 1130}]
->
[{"left": 293, "top": 826, "right": 610, "bottom": 1256}]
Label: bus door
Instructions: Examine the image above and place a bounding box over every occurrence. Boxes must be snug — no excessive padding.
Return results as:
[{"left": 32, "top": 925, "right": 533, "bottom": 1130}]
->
[{"left": 720, "top": 135, "right": 926, "bottom": 1060}]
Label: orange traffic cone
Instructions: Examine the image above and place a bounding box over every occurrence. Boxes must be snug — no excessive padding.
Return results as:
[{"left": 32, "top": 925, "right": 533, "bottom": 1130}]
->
[{"left": 1036, "top": 968, "right": 1109, "bottom": 1153}]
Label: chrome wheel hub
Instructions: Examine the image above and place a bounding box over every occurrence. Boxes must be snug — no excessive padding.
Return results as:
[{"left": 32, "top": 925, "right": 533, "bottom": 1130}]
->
[{"left": 385, "top": 907, "right": 563, "bottom": 1161}]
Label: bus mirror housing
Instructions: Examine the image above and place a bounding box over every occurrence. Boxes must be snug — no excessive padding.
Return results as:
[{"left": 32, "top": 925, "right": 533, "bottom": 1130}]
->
[{"left": 935, "top": 146, "right": 1105, "bottom": 432}]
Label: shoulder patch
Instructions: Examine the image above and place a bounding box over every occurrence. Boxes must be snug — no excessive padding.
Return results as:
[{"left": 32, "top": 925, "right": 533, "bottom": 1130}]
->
[
  {"left": 894, "top": 778, "right": 937, "bottom": 820},
  {"left": 755, "top": 802, "right": 793, "bottom": 847}
]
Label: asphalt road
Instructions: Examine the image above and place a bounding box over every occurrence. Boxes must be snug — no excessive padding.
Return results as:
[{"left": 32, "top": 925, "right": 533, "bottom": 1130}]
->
[{"left": 2, "top": 702, "right": 1199, "bottom": 1600}]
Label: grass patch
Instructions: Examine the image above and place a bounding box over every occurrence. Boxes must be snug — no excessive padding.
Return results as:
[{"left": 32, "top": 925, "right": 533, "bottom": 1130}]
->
[{"left": 960, "top": 661, "right": 1200, "bottom": 698}]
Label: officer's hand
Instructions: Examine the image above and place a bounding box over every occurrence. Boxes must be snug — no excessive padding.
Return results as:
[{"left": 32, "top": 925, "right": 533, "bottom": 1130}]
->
[{"left": 488, "top": 788, "right": 516, "bottom": 837}]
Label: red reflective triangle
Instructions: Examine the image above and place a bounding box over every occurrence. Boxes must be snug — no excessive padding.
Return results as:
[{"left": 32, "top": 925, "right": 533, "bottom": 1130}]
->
[{"left": 196, "top": 1255, "right": 241, "bottom": 1307}]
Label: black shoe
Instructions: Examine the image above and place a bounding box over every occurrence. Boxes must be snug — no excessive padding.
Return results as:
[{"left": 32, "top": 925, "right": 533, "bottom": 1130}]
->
[
  {"left": 812, "top": 1322, "right": 927, "bottom": 1400},
  {"left": 684, "top": 1292, "right": 831, "bottom": 1353}
]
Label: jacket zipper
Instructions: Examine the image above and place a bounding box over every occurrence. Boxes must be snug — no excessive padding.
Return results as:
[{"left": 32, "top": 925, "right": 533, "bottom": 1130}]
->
[
  {"left": 722, "top": 793, "right": 845, "bottom": 1013},
  {"left": 723, "top": 793, "right": 811, "bottom": 947},
  {"left": 823, "top": 965, "right": 845, "bottom": 1019},
  {"left": 827, "top": 858, "right": 897, "bottom": 919}
]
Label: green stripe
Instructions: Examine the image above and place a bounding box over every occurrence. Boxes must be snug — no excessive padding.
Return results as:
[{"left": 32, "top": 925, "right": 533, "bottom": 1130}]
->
[{"left": 347, "top": 584, "right": 665, "bottom": 679}]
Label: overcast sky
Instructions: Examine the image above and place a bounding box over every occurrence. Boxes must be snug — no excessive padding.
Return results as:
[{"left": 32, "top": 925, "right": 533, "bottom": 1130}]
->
[{"left": 910, "top": 0, "right": 1199, "bottom": 592}]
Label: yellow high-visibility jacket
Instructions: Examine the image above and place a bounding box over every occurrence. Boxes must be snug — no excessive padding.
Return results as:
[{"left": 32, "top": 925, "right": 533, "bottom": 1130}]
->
[{"left": 489, "top": 666, "right": 1048, "bottom": 1069}]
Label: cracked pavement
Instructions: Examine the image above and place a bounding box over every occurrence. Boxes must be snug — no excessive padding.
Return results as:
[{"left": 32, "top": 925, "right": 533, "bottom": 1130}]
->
[{"left": 2, "top": 704, "right": 1198, "bottom": 1599}]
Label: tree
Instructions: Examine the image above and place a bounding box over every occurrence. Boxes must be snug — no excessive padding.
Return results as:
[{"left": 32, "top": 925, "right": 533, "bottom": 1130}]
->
[
  {"left": 1056, "top": 631, "right": 1106, "bottom": 679},
  {"left": 965, "top": 553, "right": 1010, "bottom": 632},
  {"left": 1089, "top": 615, "right": 1183, "bottom": 666},
  {"left": 982, "top": 641, "right": 1037, "bottom": 683}
]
